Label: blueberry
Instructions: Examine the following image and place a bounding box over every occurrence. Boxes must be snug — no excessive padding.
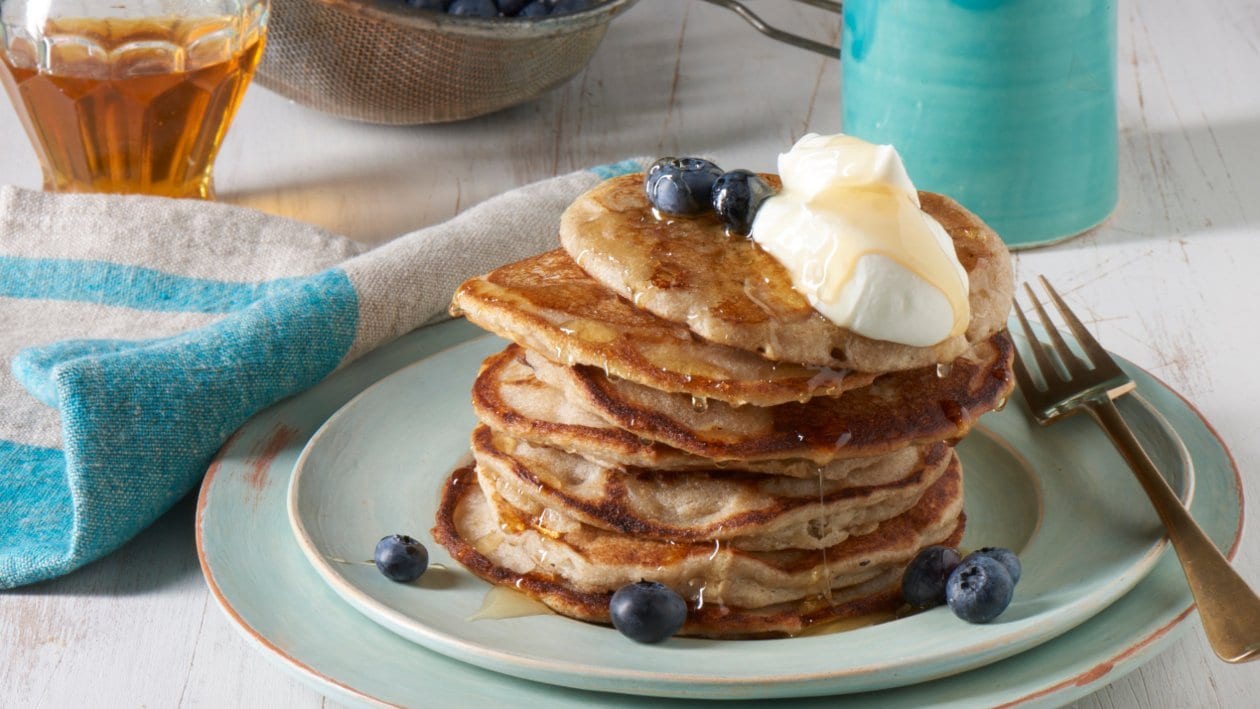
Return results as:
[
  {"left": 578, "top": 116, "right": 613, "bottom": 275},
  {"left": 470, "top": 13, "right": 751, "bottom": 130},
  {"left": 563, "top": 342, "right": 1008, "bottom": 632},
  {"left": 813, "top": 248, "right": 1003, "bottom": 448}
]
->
[
  {"left": 968, "top": 547, "right": 1021, "bottom": 585},
  {"left": 374, "top": 534, "right": 429, "bottom": 582},
  {"left": 644, "top": 157, "right": 723, "bottom": 216},
  {"left": 407, "top": 0, "right": 449, "bottom": 9},
  {"left": 609, "top": 580, "right": 687, "bottom": 643},
  {"left": 901, "top": 545, "right": 963, "bottom": 608},
  {"left": 552, "top": 0, "right": 595, "bottom": 14},
  {"left": 496, "top": 0, "right": 530, "bottom": 14},
  {"left": 712, "top": 169, "right": 775, "bottom": 236},
  {"left": 518, "top": 1, "right": 552, "bottom": 16},
  {"left": 447, "top": 0, "right": 499, "bottom": 16},
  {"left": 945, "top": 555, "right": 1014, "bottom": 623}
]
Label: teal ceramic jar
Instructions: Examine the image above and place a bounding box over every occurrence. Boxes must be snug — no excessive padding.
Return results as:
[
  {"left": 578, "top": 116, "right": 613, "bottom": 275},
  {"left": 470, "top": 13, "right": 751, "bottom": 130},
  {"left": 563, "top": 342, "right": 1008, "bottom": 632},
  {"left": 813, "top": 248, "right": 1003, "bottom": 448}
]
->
[{"left": 842, "top": 0, "right": 1118, "bottom": 248}]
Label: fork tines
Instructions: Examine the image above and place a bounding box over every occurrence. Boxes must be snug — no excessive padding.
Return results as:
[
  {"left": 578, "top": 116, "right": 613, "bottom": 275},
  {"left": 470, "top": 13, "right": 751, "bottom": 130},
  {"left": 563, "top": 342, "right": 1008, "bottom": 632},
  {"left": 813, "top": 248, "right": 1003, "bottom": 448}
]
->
[{"left": 1011, "top": 276, "right": 1135, "bottom": 420}]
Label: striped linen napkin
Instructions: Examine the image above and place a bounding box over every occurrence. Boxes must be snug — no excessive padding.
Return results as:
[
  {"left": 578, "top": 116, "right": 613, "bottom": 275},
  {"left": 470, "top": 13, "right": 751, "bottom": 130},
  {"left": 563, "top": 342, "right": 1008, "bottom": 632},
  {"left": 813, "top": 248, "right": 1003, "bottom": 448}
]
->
[{"left": 0, "top": 159, "right": 644, "bottom": 589}]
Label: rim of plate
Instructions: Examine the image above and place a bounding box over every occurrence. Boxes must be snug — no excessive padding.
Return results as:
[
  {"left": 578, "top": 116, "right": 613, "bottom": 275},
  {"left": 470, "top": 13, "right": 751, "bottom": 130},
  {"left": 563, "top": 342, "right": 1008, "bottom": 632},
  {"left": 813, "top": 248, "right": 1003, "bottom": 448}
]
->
[{"left": 197, "top": 434, "right": 388, "bottom": 708}]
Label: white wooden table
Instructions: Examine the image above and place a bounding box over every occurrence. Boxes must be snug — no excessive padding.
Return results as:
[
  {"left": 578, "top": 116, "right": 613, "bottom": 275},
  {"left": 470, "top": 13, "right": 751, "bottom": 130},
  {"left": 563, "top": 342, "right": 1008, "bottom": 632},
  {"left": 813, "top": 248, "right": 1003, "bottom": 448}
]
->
[{"left": 2, "top": 0, "right": 1258, "bottom": 705}]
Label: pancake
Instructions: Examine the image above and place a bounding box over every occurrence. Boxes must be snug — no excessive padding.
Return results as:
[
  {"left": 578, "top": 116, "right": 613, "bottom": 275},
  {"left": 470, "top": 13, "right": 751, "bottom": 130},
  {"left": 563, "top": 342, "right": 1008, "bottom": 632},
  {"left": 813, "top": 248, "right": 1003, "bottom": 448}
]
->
[
  {"left": 470, "top": 344, "right": 936, "bottom": 480},
  {"left": 560, "top": 173, "right": 1014, "bottom": 371},
  {"left": 471, "top": 424, "right": 953, "bottom": 550},
  {"left": 451, "top": 249, "right": 877, "bottom": 406},
  {"left": 433, "top": 460, "right": 965, "bottom": 638},
  {"left": 525, "top": 332, "right": 1015, "bottom": 464}
]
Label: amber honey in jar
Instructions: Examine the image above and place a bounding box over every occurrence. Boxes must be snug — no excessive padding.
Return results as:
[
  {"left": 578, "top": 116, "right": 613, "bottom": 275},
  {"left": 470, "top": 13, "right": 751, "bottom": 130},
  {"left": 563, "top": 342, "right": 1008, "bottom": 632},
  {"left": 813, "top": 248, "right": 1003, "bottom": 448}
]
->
[{"left": 0, "top": 2, "right": 268, "bottom": 199}]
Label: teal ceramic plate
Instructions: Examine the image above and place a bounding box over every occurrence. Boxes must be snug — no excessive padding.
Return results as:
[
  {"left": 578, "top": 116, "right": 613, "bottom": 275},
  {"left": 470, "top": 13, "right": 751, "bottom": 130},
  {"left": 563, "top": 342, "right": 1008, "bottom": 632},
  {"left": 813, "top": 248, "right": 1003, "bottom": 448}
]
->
[
  {"left": 198, "top": 319, "right": 1242, "bottom": 707},
  {"left": 283, "top": 323, "right": 1190, "bottom": 699}
]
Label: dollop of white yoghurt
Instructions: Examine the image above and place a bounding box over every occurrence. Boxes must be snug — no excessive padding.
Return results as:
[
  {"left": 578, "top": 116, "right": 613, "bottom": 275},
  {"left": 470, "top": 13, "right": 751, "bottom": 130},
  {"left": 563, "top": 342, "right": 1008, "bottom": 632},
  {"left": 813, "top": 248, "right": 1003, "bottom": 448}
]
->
[{"left": 750, "top": 133, "right": 970, "bottom": 347}]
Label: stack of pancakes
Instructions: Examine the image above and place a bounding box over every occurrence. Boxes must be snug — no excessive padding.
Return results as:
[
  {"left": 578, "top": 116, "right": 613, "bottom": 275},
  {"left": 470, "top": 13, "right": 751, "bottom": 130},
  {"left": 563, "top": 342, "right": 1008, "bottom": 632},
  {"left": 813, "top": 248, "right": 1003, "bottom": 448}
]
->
[{"left": 434, "top": 174, "right": 1015, "bottom": 638}]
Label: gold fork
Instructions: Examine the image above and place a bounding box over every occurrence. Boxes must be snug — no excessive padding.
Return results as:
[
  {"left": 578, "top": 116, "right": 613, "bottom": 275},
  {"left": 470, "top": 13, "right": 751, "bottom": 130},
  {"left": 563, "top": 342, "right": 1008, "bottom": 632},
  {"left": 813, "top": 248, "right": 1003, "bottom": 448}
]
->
[{"left": 1012, "top": 276, "right": 1260, "bottom": 663}]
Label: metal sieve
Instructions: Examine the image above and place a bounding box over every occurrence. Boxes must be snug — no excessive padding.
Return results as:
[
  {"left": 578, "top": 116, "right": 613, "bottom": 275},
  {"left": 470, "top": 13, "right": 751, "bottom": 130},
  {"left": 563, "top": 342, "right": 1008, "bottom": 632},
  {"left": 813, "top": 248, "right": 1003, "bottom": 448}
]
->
[
  {"left": 255, "top": 0, "right": 638, "bottom": 125},
  {"left": 698, "top": 0, "right": 840, "bottom": 58}
]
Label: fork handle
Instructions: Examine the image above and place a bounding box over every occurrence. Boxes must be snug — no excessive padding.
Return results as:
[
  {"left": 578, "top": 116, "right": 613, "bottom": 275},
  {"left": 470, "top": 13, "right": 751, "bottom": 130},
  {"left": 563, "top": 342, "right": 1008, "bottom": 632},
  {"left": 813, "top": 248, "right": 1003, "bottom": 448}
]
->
[{"left": 1087, "top": 398, "right": 1260, "bottom": 663}]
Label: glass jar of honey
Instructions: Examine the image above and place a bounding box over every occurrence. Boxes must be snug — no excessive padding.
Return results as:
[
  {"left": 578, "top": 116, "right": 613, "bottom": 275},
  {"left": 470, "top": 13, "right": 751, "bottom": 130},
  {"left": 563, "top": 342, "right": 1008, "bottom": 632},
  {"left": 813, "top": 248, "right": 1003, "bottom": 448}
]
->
[{"left": 0, "top": 1, "right": 268, "bottom": 199}]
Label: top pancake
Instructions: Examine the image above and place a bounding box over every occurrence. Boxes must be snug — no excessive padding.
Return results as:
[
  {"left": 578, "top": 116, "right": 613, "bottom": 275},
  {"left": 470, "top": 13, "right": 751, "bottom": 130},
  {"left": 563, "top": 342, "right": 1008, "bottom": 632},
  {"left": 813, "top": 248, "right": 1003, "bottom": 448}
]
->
[
  {"left": 452, "top": 249, "right": 874, "bottom": 406},
  {"left": 560, "top": 173, "right": 1014, "bottom": 371}
]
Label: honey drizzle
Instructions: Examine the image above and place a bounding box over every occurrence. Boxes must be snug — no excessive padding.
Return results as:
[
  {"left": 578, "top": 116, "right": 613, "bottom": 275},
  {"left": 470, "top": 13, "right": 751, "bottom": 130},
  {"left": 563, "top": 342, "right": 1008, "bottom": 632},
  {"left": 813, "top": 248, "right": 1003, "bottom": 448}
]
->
[
  {"left": 795, "top": 610, "right": 897, "bottom": 637},
  {"left": 468, "top": 586, "right": 555, "bottom": 621},
  {"left": 816, "top": 464, "right": 833, "bottom": 600},
  {"left": 742, "top": 277, "right": 785, "bottom": 359}
]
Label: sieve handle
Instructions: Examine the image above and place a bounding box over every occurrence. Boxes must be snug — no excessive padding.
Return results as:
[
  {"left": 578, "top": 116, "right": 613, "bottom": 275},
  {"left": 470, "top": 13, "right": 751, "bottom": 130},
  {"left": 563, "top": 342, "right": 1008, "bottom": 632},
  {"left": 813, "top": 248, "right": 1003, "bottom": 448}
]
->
[{"left": 696, "top": 0, "right": 841, "bottom": 59}]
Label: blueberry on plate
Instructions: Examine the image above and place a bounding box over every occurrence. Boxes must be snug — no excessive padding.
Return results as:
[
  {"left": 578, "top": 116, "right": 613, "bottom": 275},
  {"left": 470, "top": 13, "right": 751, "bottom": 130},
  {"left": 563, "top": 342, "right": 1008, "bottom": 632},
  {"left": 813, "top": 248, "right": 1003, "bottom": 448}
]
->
[
  {"left": 496, "top": 0, "right": 530, "bottom": 14},
  {"left": 901, "top": 545, "right": 962, "bottom": 608},
  {"left": 968, "top": 547, "right": 1021, "bottom": 585},
  {"left": 644, "top": 157, "right": 724, "bottom": 216},
  {"left": 609, "top": 580, "right": 687, "bottom": 643},
  {"left": 945, "top": 555, "right": 1015, "bottom": 623},
  {"left": 407, "top": 0, "right": 449, "bottom": 9},
  {"left": 447, "top": 0, "right": 499, "bottom": 17},
  {"left": 712, "top": 169, "right": 775, "bottom": 236},
  {"left": 374, "top": 534, "right": 429, "bottom": 582}
]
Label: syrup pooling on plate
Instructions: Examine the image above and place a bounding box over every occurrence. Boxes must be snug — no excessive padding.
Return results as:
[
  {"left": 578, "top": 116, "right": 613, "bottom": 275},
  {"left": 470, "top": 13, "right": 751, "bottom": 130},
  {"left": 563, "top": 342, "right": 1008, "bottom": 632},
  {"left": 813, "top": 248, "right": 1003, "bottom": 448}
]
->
[
  {"left": 795, "top": 609, "right": 898, "bottom": 637},
  {"left": 469, "top": 586, "right": 555, "bottom": 621}
]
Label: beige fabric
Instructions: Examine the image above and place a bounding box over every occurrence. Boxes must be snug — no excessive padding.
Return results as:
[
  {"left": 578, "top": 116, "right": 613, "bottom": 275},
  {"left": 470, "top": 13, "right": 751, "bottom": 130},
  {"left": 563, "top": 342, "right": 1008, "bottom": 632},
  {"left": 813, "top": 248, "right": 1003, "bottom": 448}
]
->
[
  {"left": 336, "top": 169, "right": 630, "bottom": 360},
  {"left": 0, "top": 186, "right": 364, "bottom": 446},
  {"left": 0, "top": 186, "right": 365, "bottom": 279},
  {"left": 0, "top": 165, "right": 618, "bottom": 451}
]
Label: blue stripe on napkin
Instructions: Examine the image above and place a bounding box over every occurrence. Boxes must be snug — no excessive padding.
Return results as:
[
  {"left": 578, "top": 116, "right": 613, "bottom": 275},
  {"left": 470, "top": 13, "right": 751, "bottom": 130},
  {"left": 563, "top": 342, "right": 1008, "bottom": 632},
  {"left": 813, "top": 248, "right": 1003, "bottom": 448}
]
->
[
  {"left": 1, "top": 163, "right": 624, "bottom": 589},
  {"left": 0, "top": 267, "right": 359, "bottom": 587},
  {"left": 14, "top": 339, "right": 159, "bottom": 407},
  {"left": 0, "top": 441, "right": 72, "bottom": 580},
  {"left": 0, "top": 256, "right": 304, "bottom": 313}
]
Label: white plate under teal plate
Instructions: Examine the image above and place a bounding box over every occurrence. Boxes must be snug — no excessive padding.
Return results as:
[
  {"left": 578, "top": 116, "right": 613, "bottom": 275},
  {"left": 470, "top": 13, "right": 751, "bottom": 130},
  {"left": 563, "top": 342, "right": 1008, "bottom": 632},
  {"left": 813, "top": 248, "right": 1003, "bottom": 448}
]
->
[
  {"left": 199, "top": 318, "right": 1243, "bottom": 707},
  {"left": 279, "top": 320, "right": 1196, "bottom": 700}
]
